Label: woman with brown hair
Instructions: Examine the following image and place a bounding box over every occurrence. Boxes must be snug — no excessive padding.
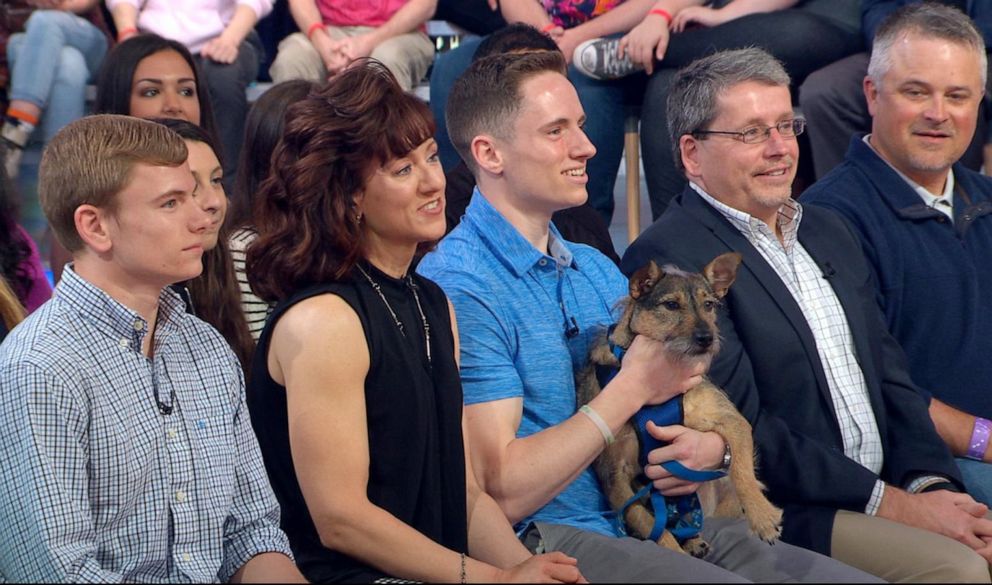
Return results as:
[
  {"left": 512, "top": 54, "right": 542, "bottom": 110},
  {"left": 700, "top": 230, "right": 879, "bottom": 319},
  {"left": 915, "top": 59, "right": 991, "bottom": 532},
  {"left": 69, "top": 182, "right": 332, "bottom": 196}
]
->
[
  {"left": 153, "top": 117, "right": 254, "bottom": 373},
  {"left": 245, "top": 60, "right": 583, "bottom": 584}
]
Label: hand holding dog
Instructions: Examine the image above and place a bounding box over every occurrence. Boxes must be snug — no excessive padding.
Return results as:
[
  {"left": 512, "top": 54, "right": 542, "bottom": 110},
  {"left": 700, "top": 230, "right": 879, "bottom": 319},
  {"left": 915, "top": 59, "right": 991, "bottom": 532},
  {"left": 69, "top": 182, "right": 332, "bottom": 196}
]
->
[
  {"left": 643, "top": 422, "right": 726, "bottom": 496},
  {"left": 616, "top": 335, "right": 707, "bottom": 407},
  {"left": 497, "top": 552, "right": 587, "bottom": 583}
]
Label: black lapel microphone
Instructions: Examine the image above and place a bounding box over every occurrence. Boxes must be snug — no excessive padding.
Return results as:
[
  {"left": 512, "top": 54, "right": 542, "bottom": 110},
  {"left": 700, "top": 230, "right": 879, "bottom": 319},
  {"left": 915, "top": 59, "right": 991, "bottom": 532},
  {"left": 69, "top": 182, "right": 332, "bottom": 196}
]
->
[
  {"left": 822, "top": 261, "right": 837, "bottom": 280},
  {"left": 564, "top": 316, "right": 580, "bottom": 339}
]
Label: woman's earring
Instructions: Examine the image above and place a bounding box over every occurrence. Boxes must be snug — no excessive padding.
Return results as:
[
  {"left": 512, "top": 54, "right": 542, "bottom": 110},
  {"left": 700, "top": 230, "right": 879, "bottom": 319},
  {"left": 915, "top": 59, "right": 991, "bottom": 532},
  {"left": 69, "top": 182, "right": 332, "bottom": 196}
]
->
[{"left": 354, "top": 211, "right": 363, "bottom": 224}]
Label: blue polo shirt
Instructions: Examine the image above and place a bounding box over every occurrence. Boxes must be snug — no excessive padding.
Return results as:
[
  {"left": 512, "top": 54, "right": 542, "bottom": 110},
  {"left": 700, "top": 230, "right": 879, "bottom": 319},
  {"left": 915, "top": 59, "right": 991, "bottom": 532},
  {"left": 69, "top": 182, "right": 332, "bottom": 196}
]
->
[{"left": 418, "top": 189, "right": 626, "bottom": 536}]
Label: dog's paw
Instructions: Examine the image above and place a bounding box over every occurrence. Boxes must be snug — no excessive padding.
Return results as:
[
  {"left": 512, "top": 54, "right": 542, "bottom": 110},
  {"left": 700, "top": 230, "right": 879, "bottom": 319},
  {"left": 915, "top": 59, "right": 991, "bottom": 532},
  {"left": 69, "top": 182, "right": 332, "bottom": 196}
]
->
[
  {"left": 749, "top": 503, "right": 783, "bottom": 543},
  {"left": 683, "top": 536, "right": 710, "bottom": 558}
]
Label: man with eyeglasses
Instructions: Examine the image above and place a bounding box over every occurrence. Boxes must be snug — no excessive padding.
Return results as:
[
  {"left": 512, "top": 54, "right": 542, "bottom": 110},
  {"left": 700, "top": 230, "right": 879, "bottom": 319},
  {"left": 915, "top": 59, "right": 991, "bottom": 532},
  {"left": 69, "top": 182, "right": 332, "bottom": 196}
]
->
[
  {"left": 803, "top": 3, "right": 992, "bottom": 512},
  {"left": 419, "top": 49, "right": 877, "bottom": 583},
  {"left": 623, "top": 47, "right": 992, "bottom": 581}
]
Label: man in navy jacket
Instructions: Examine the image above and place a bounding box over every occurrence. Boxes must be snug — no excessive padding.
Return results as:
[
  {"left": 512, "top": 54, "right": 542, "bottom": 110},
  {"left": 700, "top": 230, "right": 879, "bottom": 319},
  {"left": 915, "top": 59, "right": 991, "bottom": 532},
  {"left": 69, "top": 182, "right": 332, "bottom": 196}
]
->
[
  {"left": 623, "top": 43, "right": 992, "bottom": 581},
  {"left": 799, "top": 0, "right": 992, "bottom": 178},
  {"left": 803, "top": 3, "right": 992, "bottom": 506}
]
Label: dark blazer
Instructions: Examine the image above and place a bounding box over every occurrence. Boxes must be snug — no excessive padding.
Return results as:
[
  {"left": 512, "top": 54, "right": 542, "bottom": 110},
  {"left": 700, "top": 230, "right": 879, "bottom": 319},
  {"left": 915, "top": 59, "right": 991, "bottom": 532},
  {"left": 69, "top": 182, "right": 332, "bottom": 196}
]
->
[{"left": 621, "top": 186, "right": 962, "bottom": 554}]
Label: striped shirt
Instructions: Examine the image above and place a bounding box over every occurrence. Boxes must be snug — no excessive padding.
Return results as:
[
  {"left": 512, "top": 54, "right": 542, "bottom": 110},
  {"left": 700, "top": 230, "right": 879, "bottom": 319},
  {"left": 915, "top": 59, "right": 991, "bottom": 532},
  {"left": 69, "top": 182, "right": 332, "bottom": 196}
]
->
[
  {"left": 0, "top": 266, "right": 291, "bottom": 582},
  {"left": 229, "top": 227, "right": 273, "bottom": 341},
  {"left": 691, "top": 183, "right": 888, "bottom": 514}
]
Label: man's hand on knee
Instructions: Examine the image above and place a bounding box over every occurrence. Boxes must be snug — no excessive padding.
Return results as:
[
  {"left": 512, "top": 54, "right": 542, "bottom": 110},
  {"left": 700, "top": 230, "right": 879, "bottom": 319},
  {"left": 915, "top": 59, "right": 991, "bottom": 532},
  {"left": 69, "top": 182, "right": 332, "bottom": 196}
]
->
[{"left": 879, "top": 486, "right": 992, "bottom": 559}]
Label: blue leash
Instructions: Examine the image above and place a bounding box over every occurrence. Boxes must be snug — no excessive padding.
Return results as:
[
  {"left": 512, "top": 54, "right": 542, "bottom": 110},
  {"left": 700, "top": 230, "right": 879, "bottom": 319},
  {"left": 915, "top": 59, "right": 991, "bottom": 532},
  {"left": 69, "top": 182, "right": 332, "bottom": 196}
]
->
[{"left": 596, "top": 340, "right": 726, "bottom": 542}]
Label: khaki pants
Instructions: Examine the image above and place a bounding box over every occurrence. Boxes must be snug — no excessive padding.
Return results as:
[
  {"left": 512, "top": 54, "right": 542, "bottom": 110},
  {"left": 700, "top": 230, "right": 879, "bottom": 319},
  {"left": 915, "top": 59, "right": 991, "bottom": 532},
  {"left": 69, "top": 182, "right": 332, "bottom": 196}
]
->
[
  {"left": 269, "top": 27, "right": 434, "bottom": 91},
  {"left": 832, "top": 509, "right": 992, "bottom": 582}
]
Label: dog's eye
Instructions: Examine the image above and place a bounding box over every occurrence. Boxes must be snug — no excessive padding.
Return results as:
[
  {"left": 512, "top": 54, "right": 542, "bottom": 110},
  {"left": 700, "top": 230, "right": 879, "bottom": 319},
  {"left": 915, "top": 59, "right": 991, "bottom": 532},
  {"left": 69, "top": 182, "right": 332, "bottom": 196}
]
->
[
  {"left": 662, "top": 300, "right": 681, "bottom": 311},
  {"left": 703, "top": 300, "right": 716, "bottom": 311}
]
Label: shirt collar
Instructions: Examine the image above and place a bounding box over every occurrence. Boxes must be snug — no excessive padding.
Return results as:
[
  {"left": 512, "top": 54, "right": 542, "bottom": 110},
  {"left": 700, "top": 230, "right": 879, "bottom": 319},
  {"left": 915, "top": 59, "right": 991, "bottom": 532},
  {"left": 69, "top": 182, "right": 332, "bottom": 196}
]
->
[
  {"left": 862, "top": 134, "right": 955, "bottom": 216},
  {"left": 689, "top": 181, "right": 803, "bottom": 251},
  {"left": 464, "top": 187, "right": 576, "bottom": 277},
  {"left": 55, "top": 265, "right": 189, "bottom": 353}
]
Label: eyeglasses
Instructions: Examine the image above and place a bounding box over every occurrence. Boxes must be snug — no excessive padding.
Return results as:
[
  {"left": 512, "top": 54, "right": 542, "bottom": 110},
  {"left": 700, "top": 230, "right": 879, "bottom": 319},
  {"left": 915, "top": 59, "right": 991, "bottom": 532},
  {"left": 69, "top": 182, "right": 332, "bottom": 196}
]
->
[{"left": 691, "top": 118, "right": 806, "bottom": 144}]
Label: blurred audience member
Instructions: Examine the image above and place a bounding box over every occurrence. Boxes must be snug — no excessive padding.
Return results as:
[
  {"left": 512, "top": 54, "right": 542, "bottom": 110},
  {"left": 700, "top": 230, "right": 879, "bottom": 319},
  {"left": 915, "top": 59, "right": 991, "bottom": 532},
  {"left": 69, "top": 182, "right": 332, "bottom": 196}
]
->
[
  {"left": 0, "top": 145, "right": 50, "bottom": 313},
  {"left": 269, "top": 0, "right": 435, "bottom": 91},
  {"left": 567, "top": 0, "right": 862, "bottom": 218},
  {"left": 2, "top": 0, "right": 110, "bottom": 178},
  {"left": 434, "top": 0, "right": 505, "bottom": 35},
  {"left": 106, "top": 0, "right": 273, "bottom": 187},
  {"left": 228, "top": 78, "right": 315, "bottom": 340}
]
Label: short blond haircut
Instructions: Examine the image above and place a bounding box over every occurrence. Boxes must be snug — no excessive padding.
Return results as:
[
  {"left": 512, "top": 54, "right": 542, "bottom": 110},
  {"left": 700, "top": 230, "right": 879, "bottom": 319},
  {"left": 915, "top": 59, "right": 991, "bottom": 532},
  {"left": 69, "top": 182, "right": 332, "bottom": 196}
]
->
[{"left": 39, "top": 114, "right": 188, "bottom": 251}]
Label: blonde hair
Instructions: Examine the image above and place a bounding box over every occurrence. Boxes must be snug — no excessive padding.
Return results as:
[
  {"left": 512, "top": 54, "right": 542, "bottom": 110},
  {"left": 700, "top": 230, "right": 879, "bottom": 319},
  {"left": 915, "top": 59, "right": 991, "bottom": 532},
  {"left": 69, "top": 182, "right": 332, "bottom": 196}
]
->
[
  {"left": 0, "top": 274, "right": 25, "bottom": 332},
  {"left": 39, "top": 114, "right": 188, "bottom": 251}
]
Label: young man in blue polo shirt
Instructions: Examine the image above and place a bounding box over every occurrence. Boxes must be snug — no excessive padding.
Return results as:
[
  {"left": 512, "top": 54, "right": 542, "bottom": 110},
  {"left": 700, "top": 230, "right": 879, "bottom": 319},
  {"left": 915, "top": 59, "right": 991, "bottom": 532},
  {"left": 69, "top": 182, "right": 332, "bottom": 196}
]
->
[{"left": 417, "top": 49, "right": 875, "bottom": 583}]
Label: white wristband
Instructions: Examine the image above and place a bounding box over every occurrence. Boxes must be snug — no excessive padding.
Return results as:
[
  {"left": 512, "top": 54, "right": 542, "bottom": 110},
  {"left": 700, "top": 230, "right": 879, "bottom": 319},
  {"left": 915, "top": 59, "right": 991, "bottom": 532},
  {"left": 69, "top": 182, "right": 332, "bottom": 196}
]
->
[{"left": 580, "top": 405, "right": 615, "bottom": 446}]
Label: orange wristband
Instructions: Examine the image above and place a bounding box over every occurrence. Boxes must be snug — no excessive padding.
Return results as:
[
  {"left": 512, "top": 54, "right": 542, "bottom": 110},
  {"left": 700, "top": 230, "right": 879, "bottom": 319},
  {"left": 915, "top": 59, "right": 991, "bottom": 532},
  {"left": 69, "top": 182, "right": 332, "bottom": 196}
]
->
[
  {"left": 540, "top": 22, "right": 557, "bottom": 34},
  {"left": 117, "top": 26, "right": 138, "bottom": 41},
  {"left": 649, "top": 8, "right": 673, "bottom": 24},
  {"left": 306, "top": 22, "right": 325, "bottom": 40}
]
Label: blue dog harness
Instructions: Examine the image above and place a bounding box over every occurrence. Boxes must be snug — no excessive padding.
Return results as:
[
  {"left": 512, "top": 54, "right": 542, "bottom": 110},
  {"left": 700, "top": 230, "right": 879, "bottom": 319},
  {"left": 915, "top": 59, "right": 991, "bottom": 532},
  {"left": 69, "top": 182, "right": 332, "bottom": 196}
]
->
[{"left": 595, "top": 340, "right": 726, "bottom": 542}]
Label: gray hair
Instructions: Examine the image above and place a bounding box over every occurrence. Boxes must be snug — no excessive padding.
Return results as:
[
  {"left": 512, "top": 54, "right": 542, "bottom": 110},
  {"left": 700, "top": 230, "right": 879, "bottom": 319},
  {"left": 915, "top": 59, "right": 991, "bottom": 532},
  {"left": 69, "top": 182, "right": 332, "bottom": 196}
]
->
[
  {"left": 868, "top": 2, "right": 987, "bottom": 88},
  {"left": 666, "top": 48, "right": 791, "bottom": 173}
]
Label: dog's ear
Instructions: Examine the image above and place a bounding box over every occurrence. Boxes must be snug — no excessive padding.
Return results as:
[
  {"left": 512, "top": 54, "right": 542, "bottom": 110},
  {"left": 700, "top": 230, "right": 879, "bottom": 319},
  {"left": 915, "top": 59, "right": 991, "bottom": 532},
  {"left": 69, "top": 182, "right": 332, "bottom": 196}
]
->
[
  {"left": 704, "top": 253, "right": 742, "bottom": 299},
  {"left": 629, "top": 260, "right": 664, "bottom": 299}
]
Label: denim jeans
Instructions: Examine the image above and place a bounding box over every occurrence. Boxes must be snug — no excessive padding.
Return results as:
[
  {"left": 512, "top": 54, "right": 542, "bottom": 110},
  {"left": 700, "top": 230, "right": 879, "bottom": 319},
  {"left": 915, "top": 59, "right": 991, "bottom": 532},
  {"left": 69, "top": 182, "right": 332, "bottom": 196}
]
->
[
  {"left": 429, "top": 36, "right": 642, "bottom": 224},
  {"left": 7, "top": 10, "right": 108, "bottom": 143},
  {"left": 194, "top": 31, "right": 263, "bottom": 193}
]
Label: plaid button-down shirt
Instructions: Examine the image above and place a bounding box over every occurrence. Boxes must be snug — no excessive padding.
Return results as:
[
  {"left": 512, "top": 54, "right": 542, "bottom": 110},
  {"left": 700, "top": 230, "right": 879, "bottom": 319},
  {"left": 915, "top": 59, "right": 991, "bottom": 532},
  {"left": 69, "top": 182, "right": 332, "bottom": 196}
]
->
[
  {"left": 692, "top": 183, "right": 889, "bottom": 514},
  {"left": 0, "top": 266, "right": 291, "bottom": 583}
]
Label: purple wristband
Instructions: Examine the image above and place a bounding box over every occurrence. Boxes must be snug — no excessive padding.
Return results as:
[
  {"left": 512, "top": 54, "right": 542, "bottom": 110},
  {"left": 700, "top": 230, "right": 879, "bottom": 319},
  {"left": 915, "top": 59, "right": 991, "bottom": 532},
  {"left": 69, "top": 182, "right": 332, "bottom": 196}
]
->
[{"left": 967, "top": 417, "right": 992, "bottom": 460}]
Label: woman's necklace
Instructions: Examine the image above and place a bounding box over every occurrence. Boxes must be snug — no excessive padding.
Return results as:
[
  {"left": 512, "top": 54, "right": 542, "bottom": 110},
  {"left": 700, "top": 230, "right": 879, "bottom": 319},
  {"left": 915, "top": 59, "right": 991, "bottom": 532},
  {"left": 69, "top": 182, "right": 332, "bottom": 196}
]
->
[{"left": 356, "top": 263, "right": 432, "bottom": 367}]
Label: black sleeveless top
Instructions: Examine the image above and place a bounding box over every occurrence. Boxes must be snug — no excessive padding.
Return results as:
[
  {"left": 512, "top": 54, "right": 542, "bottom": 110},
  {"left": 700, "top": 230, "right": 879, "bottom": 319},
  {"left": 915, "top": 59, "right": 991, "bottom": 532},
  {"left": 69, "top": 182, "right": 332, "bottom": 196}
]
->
[{"left": 247, "top": 264, "right": 468, "bottom": 583}]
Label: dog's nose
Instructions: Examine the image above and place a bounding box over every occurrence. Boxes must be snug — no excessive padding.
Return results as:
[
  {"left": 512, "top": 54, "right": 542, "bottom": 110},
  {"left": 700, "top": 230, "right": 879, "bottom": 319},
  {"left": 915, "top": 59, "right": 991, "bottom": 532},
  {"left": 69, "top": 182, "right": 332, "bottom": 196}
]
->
[{"left": 693, "top": 330, "right": 714, "bottom": 349}]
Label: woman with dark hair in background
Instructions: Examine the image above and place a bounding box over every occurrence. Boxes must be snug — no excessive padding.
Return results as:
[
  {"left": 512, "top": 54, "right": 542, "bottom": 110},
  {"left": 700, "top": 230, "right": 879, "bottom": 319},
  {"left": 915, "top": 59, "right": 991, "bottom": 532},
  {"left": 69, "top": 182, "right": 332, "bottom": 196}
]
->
[
  {"left": 0, "top": 145, "right": 50, "bottom": 315},
  {"left": 106, "top": 0, "right": 272, "bottom": 191},
  {"left": 95, "top": 33, "right": 219, "bottom": 144},
  {"left": 245, "top": 60, "right": 582, "bottom": 583},
  {"left": 154, "top": 117, "right": 254, "bottom": 373},
  {"left": 228, "top": 78, "right": 316, "bottom": 340},
  {"left": 47, "top": 32, "right": 223, "bottom": 285}
]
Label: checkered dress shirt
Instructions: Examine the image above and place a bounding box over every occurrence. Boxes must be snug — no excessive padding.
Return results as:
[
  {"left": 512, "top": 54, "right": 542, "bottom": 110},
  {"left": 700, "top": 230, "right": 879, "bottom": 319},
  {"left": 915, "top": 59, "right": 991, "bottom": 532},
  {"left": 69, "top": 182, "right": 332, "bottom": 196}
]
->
[
  {"left": 0, "top": 266, "right": 291, "bottom": 582},
  {"left": 692, "top": 183, "right": 888, "bottom": 514}
]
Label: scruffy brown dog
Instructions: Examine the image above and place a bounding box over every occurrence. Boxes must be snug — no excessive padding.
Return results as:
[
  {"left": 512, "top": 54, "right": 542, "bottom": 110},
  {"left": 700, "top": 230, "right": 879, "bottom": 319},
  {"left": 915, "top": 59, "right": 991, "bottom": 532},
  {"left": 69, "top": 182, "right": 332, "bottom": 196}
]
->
[{"left": 576, "top": 252, "right": 781, "bottom": 557}]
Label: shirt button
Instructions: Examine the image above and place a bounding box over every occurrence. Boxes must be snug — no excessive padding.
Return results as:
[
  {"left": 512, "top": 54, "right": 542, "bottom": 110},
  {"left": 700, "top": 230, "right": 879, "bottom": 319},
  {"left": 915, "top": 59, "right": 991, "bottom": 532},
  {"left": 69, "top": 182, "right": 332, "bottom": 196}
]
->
[
  {"left": 133, "top": 320, "right": 144, "bottom": 331},
  {"left": 175, "top": 490, "right": 186, "bottom": 502},
  {"left": 119, "top": 338, "right": 130, "bottom": 349},
  {"left": 182, "top": 552, "right": 191, "bottom": 562},
  {"left": 167, "top": 428, "right": 177, "bottom": 439},
  {"left": 538, "top": 259, "right": 547, "bottom": 266}
]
